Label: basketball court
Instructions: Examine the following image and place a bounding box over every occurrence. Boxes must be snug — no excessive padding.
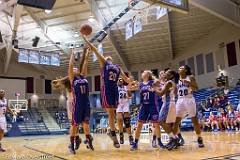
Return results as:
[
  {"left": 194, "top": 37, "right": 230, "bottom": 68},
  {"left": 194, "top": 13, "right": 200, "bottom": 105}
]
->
[
  {"left": 0, "top": 0, "right": 240, "bottom": 160},
  {"left": 0, "top": 132, "right": 239, "bottom": 160}
]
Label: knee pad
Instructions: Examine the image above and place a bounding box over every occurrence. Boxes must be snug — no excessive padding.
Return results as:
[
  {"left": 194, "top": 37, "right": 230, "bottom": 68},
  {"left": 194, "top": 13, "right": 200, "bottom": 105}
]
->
[{"left": 124, "top": 117, "right": 131, "bottom": 128}]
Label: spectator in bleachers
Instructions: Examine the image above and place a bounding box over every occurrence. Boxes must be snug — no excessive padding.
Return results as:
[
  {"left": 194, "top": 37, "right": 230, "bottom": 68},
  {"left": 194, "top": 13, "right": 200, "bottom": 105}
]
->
[
  {"left": 209, "top": 112, "right": 219, "bottom": 131},
  {"left": 217, "top": 108, "right": 228, "bottom": 131},
  {"left": 227, "top": 108, "right": 237, "bottom": 131},
  {"left": 206, "top": 98, "right": 213, "bottom": 109},
  {"left": 219, "top": 94, "right": 227, "bottom": 108},
  {"left": 200, "top": 116, "right": 211, "bottom": 132},
  {"left": 226, "top": 102, "right": 233, "bottom": 111},
  {"left": 213, "top": 95, "right": 221, "bottom": 110},
  {"left": 201, "top": 101, "right": 210, "bottom": 112}
]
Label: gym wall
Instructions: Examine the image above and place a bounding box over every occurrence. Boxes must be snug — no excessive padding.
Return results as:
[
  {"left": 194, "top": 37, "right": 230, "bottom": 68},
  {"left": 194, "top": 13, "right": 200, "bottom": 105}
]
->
[{"left": 0, "top": 78, "right": 26, "bottom": 99}]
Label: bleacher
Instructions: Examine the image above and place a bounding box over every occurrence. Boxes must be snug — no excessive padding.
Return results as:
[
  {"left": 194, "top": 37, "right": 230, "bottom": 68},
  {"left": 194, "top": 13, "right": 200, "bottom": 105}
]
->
[
  {"left": 47, "top": 107, "right": 70, "bottom": 130},
  {"left": 180, "top": 87, "right": 220, "bottom": 130},
  {"left": 16, "top": 108, "right": 50, "bottom": 136},
  {"left": 37, "top": 107, "right": 62, "bottom": 132},
  {"left": 193, "top": 87, "right": 219, "bottom": 103},
  {"left": 5, "top": 86, "right": 238, "bottom": 136}
]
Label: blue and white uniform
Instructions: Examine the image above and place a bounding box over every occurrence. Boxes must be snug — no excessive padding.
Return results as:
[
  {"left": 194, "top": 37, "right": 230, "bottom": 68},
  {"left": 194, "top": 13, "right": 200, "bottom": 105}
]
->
[
  {"left": 117, "top": 85, "right": 130, "bottom": 113},
  {"left": 159, "top": 80, "right": 176, "bottom": 122},
  {"left": 138, "top": 80, "right": 159, "bottom": 123},
  {"left": 176, "top": 76, "right": 196, "bottom": 118},
  {"left": 157, "top": 82, "right": 165, "bottom": 111},
  {"left": 71, "top": 76, "right": 90, "bottom": 125},
  {"left": 101, "top": 61, "right": 120, "bottom": 108},
  {"left": 0, "top": 98, "right": 7, "bottom": 132}
]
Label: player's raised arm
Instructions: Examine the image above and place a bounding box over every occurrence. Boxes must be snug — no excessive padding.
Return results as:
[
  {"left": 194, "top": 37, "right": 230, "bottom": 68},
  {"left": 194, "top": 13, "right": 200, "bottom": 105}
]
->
[
  {"left": 68, "top": 49, "right": 75, "bottom": 83},
  {"left": 189, "top": 75, "right": 198, "bottom": 91},
  {"left": 154, "top": 81, "right": 172, "bottom": 96},
  {"left": 81, "top": 47, "right": 90, "bottom": 76},
  {"left": 82, "top": 35, "right": 106, "bottom": 68},
  {"left": 120, "top": 69, "right": 133, "bottom": 84},
  {"left": 52, "top": 76, "right": 69, "bottom": 88},
  {"left": 127, "top": 81, "right": 140, "bottom": 91}
]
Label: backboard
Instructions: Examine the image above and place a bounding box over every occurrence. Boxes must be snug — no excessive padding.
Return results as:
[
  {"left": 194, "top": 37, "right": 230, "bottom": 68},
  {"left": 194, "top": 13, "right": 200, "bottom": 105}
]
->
[{"left": 8, "top": 99, "right": 28, "bottom": 111}]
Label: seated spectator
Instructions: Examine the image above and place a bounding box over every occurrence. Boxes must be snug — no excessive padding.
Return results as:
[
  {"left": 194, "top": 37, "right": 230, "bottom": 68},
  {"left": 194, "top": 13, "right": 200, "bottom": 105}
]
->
[
  {"left": 206, "top": 98, "right": 214, "bottom": 109},
  {"left": 200, "top": 117, "right": 211, "bottom": 132},
  {"left": 227, "top": 108, "right": 237, "bottom": 131},
  {"left": 219, "top": 94, "right": 226, "bottom": 108},
  {"left": 217, "top": 108, "right": 228, "bottom": 131},
  {"left": 201, "top": 102, "right": 210, "bottom": 112},
  {"left": 226, "top": 102, "right": 233, "bottom": 111},
  {"left": 209, "top": 112, "right": 219, "bottom": 131}
]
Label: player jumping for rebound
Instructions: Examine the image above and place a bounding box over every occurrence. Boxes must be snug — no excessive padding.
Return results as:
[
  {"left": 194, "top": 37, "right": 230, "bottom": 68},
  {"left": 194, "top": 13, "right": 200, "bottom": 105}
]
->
[
  {"left": 52, "top": 76, "right": 83, "bottom": 152},
  {"left": 68, "top": 47, "right": 94, "bottom": 154},
  {"left": 117, "top": 78, "right": 134, "bottom": 145},
  {"left": 172, "top": 65, "right": 204, "bottom": 148},
  {"left": 83, "top": 35, "right": 133, "bottom": 148}
]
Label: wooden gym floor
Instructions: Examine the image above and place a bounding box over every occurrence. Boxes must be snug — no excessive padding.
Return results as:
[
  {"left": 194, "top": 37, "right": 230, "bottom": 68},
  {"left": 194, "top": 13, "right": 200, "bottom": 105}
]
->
[{"left": 0, "top": 132, "right": 239, "bottom": 160}]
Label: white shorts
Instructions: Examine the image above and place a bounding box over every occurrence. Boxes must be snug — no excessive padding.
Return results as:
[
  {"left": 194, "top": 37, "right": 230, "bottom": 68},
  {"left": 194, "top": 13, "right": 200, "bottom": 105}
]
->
[
  {"left": 0, "top": 117, "right": 7, "bottom": 133},
  {"left": 116, "top": 102, "right": 130, "bottom": 113},
  {"left": 176, "top": 97, "right": 196, "bottom": 118},
  {"left": 67, "top": 99, "right": 73, "bottom": 120}
]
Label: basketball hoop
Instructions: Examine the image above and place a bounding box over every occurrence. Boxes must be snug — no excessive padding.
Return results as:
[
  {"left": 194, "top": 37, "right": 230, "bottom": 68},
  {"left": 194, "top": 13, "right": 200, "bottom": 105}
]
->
[
  {"left": 128, "top": 0, "right": 153, "bottom": 25},
  {"left": 8, "top": 99, "right": 28, "bottom": 112}
]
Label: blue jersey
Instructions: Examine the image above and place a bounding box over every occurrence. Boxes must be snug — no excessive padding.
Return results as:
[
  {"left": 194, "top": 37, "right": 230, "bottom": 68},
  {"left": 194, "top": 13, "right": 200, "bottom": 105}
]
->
[
  {"left": 140, "top": 80, "right": 156, "bottom": 106},
  {"left": 72, "top": 76, "right": 89, "bottom": 106},
  {"left": 102, "top": 61, "right": 120, "bottom": 87}
]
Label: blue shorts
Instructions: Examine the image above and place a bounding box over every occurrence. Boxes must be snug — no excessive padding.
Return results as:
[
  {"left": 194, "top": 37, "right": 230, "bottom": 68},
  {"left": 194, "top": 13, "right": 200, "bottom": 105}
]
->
[
  {"left": 72, "top": 102, "right": 90, "bottom": 126},
  {"left": 159, "top": 101, "right": 170, "bottom": 122},
  {"left": 138, "top": 105, "right": 159, "bottom": 123},
  {"left": 102, "top": 84, "right": 119, "bottom": 108},
  {"left": 157, "top": 96, "right": 163, "bottom": 111}
]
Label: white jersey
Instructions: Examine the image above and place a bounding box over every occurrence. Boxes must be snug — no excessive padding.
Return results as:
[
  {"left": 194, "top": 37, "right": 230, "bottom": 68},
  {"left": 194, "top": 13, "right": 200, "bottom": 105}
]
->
[
  {"left": 0, "top": 98, "right": 7, "bottom": 117},
  {"left": 118, "top": 86, "right": 129, "bottom": 104},
  {"left": 176, "top": 76, "right": 197, "bottom": 118},
  {"left": 117, "top": 85, "right": 130, "bottom": 113},
  {"left": 177, "top": 76, "right": 193, "bottom": 98}
]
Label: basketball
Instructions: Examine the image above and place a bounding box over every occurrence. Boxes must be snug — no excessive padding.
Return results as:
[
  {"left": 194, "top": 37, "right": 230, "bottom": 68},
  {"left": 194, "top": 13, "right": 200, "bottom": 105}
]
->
[{"left": 80, "top": 24, "right": 92, "bottom": 36}]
